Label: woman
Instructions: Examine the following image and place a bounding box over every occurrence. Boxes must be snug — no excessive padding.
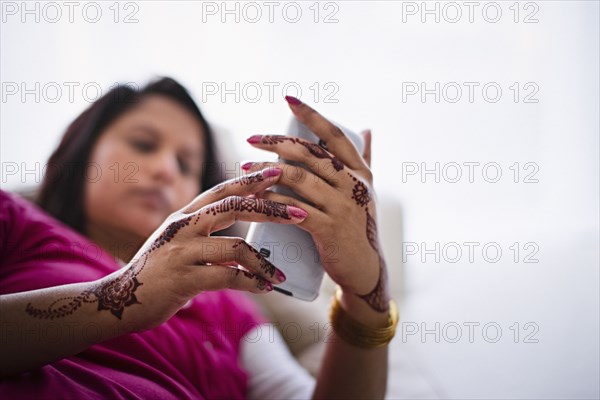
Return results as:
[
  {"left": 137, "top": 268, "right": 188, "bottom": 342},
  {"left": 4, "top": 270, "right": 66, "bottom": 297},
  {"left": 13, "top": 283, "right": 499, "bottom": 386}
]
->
[{"left": 0, "top": 77, "right": 396, "bottom": 398}]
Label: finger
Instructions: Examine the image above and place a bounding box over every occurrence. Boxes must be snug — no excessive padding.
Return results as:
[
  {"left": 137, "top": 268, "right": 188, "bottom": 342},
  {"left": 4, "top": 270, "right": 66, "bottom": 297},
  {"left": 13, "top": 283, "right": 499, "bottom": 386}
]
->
[
  {"left": 216, "top": 261, "right": 239, "bottom": 267},
  {"left": 283, "top": 95, "right": 367, "bottom": 171},
  {"left": 246, "top": 135, "right": 350, "bottom": 187},
  {"left": 194, "top": 196, "right": 308, "bottom": 235},
  {"left": 361, "top": 129, "right": 372, "bottom": 167},
  {"left": 194, "top": 237, "right": 287, "bottom": 284},
  {"left": 242, "top": 161, "right": 337, "bottom": 210},
  {"left": 198, "top": 265, "right": 273, "bottom": 294},
  {"left": 256, "top": 189, "right": 330, "bottom": 234},
  {"left": 181, "top": 167, "right": 282, "bottom": 214}
]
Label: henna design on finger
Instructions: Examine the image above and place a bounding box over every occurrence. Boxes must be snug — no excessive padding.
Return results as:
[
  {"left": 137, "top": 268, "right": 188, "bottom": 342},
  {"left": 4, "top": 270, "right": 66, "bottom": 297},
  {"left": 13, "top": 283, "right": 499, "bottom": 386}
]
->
[
  {"left": 261, "top": 135, "right": 293, "bottom": 145},
  {"left": 210, "top": 182, "right": 227, "bottom": 194},
  {"left": 210, "top": 169, "right": 276, "bottom": 196},
  {"left": 238, "top": 171, "right": 266, "bottom": 186},
  {"left": 232, "top": 241, "right": 277, "bottom": 278},
  {"left": 210, "top": 172, "right": 265, "bottom": 195},
  {"left": 150, "top": 216, "right": 192, "bottom": 252},
  {"left": 255, "top": 277, "right": 269, "bottom": 291},
  {"left": 235, "top": 269, "right": 255, "bottom": 279},
  {"left": 302, "top": 141, "right": 344, "bottom": 171},
  {"left": 205, "top": 197, "right": 291, "bottom": 219},
  {"left": 259, "top": 135, "right": 345, "bottom": 172},
  {"left": 355, "top": 209, "right": 390, "bottom": 313},
  {"left": 233, "top": 268, "right": 272, "bottom": 291},
  {"left": 26, "top": 253, "right": 149, "bottom": 320}
]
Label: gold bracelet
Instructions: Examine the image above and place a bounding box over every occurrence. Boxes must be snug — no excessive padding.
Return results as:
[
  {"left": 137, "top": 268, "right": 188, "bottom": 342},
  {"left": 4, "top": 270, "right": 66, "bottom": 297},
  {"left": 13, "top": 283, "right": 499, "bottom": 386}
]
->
[{"left": 329, "top": 286, "right": 399, "bottom": 349}]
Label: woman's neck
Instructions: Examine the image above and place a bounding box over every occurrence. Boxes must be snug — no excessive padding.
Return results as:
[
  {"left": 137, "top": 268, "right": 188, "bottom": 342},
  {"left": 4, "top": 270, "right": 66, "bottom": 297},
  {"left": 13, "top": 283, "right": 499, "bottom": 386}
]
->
[{"left": 85, "top": 223, "right": 145, "bottom": 265}]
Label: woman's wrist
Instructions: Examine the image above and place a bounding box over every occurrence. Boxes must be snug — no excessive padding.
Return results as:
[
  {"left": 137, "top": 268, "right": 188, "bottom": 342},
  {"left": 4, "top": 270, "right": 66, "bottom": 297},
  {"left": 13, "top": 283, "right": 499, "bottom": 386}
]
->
[
  {"left": 338, "top": 287, "right": 392, "bottom": 329},
  {"left": 329, "top": 286, "right": 398, "bottom": 349}
]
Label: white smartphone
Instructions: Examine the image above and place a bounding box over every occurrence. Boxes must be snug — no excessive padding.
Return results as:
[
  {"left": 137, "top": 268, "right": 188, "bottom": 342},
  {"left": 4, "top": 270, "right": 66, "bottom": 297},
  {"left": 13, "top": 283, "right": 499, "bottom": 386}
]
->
[{"left": 245, "top": 117, "right": 364, "bottom": 301}]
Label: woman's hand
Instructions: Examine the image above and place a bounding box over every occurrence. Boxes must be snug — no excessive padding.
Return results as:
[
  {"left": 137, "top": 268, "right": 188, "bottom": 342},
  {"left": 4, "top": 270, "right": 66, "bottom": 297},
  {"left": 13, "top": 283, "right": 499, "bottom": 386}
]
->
[
  {"left": 1, "top": 168, "right": 309, "bottom": 376},
  {"left": 88, "top": 168, "right": 309, "bottom": 331},
  {"left": 243, "top": 96, "right": 390, "bottom": 314}
]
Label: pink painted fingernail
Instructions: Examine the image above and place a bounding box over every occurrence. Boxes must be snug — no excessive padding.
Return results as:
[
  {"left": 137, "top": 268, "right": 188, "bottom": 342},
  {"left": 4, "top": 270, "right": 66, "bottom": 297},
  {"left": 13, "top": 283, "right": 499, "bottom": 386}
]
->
[
  {"left": 262, "top": 167, "right": 282, "bottom": 178},
  {"left": 247, "top": 135, "right": 263, "bottom": 144},
  {"left": 285, "top": 95, "right": 302, "bottom": 106},
  {"left": 275, "top": 269, "right": 287, "bottom": 282},
  {"left": 287, "top": 206, "right": 308, "bottom": 219},
  {"left": 241, "top": 162, "right": 254, "bottom": 171},
  {"left": 264, "top": 281, "right": 273, "bottom": 291}
]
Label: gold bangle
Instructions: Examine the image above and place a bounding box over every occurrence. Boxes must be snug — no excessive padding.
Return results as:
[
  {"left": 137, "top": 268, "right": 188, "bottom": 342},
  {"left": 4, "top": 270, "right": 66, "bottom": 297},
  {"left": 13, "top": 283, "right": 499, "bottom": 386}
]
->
[{"left": 329, "top": 286, "right": 399, "bottom": 349}]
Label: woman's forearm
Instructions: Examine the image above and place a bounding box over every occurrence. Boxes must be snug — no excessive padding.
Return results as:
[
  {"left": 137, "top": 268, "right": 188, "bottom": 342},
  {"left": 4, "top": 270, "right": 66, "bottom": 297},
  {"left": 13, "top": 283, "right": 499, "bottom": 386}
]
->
[
  {"left": 0, "top": 278, "right": 136, "bottom": 378},
  {"left": 312, "top": 291, "right": 390, "bottom": 399}
]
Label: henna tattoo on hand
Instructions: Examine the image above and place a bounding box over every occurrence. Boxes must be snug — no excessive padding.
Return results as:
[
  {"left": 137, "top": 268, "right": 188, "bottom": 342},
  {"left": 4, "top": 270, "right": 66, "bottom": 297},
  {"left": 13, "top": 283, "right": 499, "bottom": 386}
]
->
[
  {"left": 25, "top": 177, "right": 286, "bottom": 320},
  {"left": 357, "top": 257, "right": 390, "bottom": 313},
  {"left": 343, "top": 172, "right": 387, "bottom": 311},
  {"left": 352, "top": 182, "right": 370, "bottom": 207},
  {"left": 94, "top": 263, "right": 144, "bottom": 318},
  {"left": 26, "top": 253, "right": 149, "bottom": 320},
  {"left": 232, "top": 240, "right": 277, "bottom": 279},
  {"left": 150, "top": 216, "right": 192, "bottom": 251},
  {"left": 348, "top": 173, "right": 371, "bottom": 207},
  {"left": 204, "top": 197, "right": 291, "bottom": 219},
  {"left": 237, "top": 170, "right": 266, "bottom": 186},
  {"left": 210, "top": 182, "right": 227, "bottom": 194},
  {"left": 365, "top": 208, "right": 379, "bottom": 252},
  {"left": 355, "top": 209, "right": 390, "bottom": 313},
  {"left": 25, "top": 290, "right": 98, "bottom": 320},
  {"left": 302, "top": 141, "right": 344, "bottom": 172},
  {"left": 260, "top": 135, "right": 293, "bottom": 145},
  {"left": 233, "top": 268, "right": 271, "bottom": 291},
  {"left": 211, "top": 171, "right": 266, "bottom": 196},
  {"left": 259, "top": 135, "right": 345, "bottom": 172}
]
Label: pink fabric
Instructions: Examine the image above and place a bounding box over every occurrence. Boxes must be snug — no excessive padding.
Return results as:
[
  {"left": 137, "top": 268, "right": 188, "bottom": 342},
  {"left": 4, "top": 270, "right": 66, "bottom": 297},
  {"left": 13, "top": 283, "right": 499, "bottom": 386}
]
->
[{"left": 0, "top": 190, "right": 268, "bottom": 399}]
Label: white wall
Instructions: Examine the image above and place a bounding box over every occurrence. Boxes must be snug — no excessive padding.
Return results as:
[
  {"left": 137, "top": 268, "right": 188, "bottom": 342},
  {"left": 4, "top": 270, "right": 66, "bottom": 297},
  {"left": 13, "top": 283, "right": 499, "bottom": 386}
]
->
[{"left": 1, "top": 1, "right": 598, "bottom": 398}]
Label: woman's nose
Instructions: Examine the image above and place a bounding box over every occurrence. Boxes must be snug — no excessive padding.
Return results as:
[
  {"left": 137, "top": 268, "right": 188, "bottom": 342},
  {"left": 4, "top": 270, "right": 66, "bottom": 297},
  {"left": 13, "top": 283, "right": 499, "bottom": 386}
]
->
[{"left": 148, "top": 150, "right": 179, "bottom": 184}]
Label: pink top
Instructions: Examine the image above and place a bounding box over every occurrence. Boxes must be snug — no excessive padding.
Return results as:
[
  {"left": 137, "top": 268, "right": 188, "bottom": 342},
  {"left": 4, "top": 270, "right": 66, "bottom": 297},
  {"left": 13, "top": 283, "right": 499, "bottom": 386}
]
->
[{"left": 0, "top": 190, "right": 267, "bottom": 399}]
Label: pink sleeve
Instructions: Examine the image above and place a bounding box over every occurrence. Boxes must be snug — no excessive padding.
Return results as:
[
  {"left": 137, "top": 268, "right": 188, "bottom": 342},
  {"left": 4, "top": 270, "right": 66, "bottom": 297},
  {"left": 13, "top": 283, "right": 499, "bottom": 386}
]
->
[{"left": 0, "top": 190, "right": 119, "bottom": 294}]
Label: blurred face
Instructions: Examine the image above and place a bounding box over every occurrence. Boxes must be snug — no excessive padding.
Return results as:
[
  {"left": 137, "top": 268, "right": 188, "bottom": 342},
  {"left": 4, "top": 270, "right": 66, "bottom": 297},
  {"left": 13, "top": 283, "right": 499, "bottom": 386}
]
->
[{"left": 85, "top": 95, "right": 205, "bottom": 242}]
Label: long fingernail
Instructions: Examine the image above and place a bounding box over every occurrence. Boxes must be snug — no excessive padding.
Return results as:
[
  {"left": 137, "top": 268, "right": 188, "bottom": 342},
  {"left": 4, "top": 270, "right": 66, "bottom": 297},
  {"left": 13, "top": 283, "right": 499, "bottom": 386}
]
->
[
  {"left": 247, "top": 135, "right": 262, "bottom": 144},
  {"left": 264, "top": 281, "right": 274, "bottom": 291},
  {"left": 285, "top": 95, "right": 302, "bottom": 106},
  {"left": 241, "top": 162, "right": 254, "bottom": 171},
  {"left": 262, "top": 167, "right": 282, "bottom": 178},
  {"left": 287, "top": 206, "right": 308, "bottom": 219},
  {"left": 275, "top": 269, "right": 287, "bottom": 283}
]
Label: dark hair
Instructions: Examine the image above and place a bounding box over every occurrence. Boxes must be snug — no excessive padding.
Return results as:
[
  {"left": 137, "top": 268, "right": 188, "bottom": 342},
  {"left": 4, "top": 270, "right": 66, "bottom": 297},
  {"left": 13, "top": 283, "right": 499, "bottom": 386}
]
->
[{"left": 37, "top": 77, "right": 222, "bottom": 235}]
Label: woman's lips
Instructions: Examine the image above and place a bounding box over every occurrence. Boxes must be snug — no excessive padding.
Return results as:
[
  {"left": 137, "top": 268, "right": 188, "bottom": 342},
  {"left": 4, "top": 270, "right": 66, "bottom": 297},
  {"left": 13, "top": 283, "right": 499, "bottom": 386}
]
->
[{"left": 132, "top": 188, "right": 170, "bottom": 211}]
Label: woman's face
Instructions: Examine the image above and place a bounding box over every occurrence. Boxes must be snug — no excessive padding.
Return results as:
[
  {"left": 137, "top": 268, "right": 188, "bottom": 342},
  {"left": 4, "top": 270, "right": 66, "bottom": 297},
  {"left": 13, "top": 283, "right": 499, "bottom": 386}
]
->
[{"left": 85, "top": 95, "right": 205, "bottom": 242}]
